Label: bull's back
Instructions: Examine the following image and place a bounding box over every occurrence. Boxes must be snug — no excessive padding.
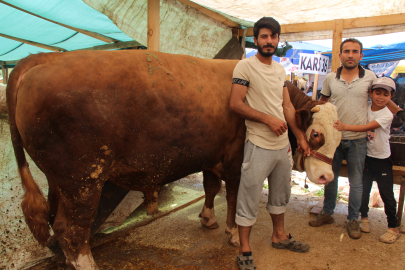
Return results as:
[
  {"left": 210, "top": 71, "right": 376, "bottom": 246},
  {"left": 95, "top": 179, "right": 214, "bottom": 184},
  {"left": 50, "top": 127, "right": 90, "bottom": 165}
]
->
[{"left": 15, "top": 51, "right": 243, "bottom": 187}]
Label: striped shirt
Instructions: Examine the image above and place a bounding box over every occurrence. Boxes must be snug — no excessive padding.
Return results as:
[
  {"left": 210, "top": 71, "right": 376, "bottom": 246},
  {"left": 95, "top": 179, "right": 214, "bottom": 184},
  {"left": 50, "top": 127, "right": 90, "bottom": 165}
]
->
[{"left": 321, "top": 66, "right": 376, "bottom": 140}]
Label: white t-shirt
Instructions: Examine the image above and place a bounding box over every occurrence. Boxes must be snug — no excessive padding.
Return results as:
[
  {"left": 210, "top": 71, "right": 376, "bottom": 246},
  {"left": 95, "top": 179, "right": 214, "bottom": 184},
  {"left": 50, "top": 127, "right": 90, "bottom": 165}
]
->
[
  {"left": 366, "top": 101, "right": 393, "bottom": 159},
  {"left": 232, "top": 55, "right": 288, "bottom": 150}
]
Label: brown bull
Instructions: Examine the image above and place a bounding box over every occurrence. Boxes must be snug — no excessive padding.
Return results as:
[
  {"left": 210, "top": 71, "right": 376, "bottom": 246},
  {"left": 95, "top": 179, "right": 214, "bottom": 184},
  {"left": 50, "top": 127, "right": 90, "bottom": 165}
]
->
[{"left": 6, "top": 50, "right": 338, "bottom": 269}]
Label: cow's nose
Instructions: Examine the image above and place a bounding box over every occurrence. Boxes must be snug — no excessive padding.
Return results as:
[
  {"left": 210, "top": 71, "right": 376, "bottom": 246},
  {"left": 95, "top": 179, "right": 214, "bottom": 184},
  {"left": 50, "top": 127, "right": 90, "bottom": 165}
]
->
[{"left": 318, "top": 173, "right": 334, "bottom": 184}]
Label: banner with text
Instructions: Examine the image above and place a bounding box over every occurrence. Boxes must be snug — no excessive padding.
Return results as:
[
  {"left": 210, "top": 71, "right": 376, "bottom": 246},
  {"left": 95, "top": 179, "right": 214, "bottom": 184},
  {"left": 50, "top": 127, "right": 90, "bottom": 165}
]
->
[
  {"left": 368, "top": 61, "right": 399, "bottom": 77},
  {"left": 280, "top": 57, "right": 298, "bottom": 73},
  {"left": 298, "top": 53, "right": 329, "bottom": 75}
]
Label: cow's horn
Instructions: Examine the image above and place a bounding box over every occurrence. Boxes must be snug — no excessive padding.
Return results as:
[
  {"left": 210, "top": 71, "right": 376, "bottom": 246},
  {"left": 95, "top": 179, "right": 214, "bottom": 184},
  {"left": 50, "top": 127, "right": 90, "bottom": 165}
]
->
[{"left": 311, "top": 106, "right": 320, "bottom": 113}]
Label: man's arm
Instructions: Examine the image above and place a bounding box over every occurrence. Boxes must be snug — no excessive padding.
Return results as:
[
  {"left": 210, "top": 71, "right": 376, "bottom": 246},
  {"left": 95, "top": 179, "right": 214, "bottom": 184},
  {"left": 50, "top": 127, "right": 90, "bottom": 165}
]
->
[
  {"left": 281, "top": 86, "right": 310, "bottom": 155},
  {"left": 386, "top": 100, "right": 401, "bottom": 114},
  {"left": 380, "top": 100, "right": 405, "bottom": 123},
  {"left": 334, "top": 120, "right": 380, "bottom": 132},
  {"left": 229, "top": 83, "right": 287, "bottom": 137}
]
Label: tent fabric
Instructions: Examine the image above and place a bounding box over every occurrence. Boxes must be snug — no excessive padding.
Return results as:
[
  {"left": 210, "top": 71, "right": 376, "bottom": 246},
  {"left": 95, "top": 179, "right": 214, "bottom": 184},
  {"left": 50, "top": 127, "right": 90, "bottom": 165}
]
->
[
  {"left": 392, "top": 65, "right": 405, "bottom": 78},
  {"left": 82, "top": 0, "right": 232, "bottom": 59},
  {"left": 1, "top": 0, "right": 405, "bottom": 63},
  {"left": 246, "top": 41, "right": 332, "bottom": 65},
  {"left": 189, "top": 0, "right": 405, "bottom": 26},
  {"left": 0, "top": 0, "right": 133, "bottom": 62},
  {"left": 323, "top": 42, "right": 405, "bottom": 65}
]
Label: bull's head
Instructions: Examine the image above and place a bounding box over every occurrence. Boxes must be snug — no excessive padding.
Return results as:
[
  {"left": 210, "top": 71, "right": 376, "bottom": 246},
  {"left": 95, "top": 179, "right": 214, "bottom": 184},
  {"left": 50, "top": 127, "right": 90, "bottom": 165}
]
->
[{"left": 293, "top": 103, "right": 342, "bottom": 185}]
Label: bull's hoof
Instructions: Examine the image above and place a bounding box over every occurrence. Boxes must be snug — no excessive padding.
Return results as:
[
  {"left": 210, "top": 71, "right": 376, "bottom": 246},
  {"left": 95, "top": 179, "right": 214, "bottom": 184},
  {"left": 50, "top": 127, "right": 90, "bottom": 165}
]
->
[
  {"left": 225, "top": 226, "right": 240, "bottom": 247},
  {"left": 200, "top": 217, "right": 220, "bottom": 229},
  {"left": 46, "top": 235, "right": 64, "bottom": 255}
]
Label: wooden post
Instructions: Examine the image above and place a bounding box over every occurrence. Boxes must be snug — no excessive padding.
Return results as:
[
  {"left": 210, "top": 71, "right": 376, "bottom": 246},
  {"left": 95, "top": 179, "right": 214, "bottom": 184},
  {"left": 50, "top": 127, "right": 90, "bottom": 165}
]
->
[
  {"left": 397, "top": 181, "right": 405, "bottom": 227},
  {"left": 147, "top": 0, "right": 160, "bottom": 51},
  {"left": 1, "top": 65, "right": 8, "bottom": 84},
  {"left": 240, "top": 28, "right": 248, "bottom": 59},
  {"left": 312, "top": 73, "right": 319, "bottom": 100},
  {"left": 331, "top": 19, "right": 343, "bottom": 71}
]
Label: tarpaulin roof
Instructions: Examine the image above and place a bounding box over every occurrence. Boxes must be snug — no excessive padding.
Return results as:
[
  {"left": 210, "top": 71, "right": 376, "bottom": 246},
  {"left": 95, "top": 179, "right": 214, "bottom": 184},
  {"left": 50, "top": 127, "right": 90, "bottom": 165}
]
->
[
  {"left": 1, "top": 0, "right": 405, "bottom": 63},
  {"left": 392, "top": 63, "right": 405, "bottom": 78},
  {"left": 0, "top": 0, "right": 134, "bottom": 63},
  {"left": 323, "top": 42, "right": 405, "bottom": 65},
  {"left": 246, "top": 41, "right": 332, "bottom": 65}
]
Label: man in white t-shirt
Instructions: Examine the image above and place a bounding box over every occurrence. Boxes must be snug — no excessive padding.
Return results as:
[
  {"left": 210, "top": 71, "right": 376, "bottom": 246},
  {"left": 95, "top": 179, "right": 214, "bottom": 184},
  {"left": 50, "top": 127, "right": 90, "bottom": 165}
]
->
[
  {"left": 229, "top": 17, "right": 311, "bottom": 269},
  {"left": 334, "top": 77, "right": 400, "bottom": 244}
]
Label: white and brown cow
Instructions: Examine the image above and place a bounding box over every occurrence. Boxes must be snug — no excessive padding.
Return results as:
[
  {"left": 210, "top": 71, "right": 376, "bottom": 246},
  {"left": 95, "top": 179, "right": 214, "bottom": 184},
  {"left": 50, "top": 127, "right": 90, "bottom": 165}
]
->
[{"left": 7, "top": 50, "right": 340, "bottom": 269}]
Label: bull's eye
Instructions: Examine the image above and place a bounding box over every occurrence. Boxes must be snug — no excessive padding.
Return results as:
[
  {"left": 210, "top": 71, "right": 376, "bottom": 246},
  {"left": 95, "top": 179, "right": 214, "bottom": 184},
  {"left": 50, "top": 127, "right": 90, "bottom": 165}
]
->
[{"left": 313, "top": 132, "right": 319, "bottom": 138}]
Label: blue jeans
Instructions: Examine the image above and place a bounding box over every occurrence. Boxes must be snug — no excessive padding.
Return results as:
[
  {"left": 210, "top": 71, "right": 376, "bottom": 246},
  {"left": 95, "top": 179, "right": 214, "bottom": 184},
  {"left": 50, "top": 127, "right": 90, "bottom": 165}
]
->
[{"left": 323, "top": 138, "right": 367, "bottom": 220}]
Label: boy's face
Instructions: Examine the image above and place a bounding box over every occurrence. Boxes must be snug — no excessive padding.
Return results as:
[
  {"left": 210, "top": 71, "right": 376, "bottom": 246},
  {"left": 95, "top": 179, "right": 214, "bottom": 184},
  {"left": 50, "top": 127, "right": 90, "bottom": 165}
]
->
[{"left": 369, "top": 88, "right": 392, "bottom": 108}]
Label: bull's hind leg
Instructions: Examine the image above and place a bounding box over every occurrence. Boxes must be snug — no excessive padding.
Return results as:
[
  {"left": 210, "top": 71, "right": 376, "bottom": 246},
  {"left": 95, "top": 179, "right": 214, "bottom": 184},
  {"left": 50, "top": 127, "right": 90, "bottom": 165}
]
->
[
  {"left": 52, "top": 184, "right": 102, "bottom": 270},
  {"left": 199, "top": 170, "right": 221, "bottom": 229},
  {"left": 224, "top": 177, "right": 240, "bottom": 247}
]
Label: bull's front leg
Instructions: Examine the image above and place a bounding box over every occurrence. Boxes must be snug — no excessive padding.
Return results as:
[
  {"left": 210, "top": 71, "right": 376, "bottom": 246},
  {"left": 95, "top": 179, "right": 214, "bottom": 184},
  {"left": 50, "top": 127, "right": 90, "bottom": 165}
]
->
[{"left": 199, "top": 169, "right": 221, "bottom": 229}]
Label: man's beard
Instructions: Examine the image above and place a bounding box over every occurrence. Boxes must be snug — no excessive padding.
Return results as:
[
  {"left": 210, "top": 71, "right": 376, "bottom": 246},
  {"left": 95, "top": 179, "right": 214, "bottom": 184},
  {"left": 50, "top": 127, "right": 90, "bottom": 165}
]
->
[
  {"left": 257, "top": 44, "right": 276, "bottom": 57},
  {"left": 342, "top": 59, "right": 358, "bottom": 69}
]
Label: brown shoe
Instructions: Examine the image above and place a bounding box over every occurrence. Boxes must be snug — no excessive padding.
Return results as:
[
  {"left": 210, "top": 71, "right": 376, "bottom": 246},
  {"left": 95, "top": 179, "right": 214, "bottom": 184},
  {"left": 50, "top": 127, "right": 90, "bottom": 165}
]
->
[
  {"left": 347, "top": 219, "right": 361, "bottom": 239},
  {"left": 309, "top": 211, "right": 335, "bottom": 227}
]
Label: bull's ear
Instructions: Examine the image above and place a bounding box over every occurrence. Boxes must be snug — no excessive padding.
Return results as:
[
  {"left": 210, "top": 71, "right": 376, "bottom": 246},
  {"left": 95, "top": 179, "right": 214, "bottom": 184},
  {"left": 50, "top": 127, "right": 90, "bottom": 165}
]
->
[{"left": 295, "top": 109, "right": 312, "bottom": 131}]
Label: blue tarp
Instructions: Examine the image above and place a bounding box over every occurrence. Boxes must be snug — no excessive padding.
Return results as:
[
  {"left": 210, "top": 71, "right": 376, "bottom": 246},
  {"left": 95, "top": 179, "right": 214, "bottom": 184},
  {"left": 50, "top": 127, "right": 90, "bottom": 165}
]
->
[
  {"left": 323, "top": 42, "right": 405, "bottom": 65},
  {"left": 246, "top": 41, "right": 331, "bottom": 64},
  {"left": 0, "top": 0, "right": 134, "bottom": 62}
]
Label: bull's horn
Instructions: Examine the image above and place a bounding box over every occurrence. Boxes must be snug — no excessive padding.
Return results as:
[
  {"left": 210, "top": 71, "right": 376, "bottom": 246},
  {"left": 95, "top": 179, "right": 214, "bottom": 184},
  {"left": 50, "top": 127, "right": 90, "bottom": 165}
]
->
[{"left": 311, "top": 106, "right": 320, "bottom": 113}]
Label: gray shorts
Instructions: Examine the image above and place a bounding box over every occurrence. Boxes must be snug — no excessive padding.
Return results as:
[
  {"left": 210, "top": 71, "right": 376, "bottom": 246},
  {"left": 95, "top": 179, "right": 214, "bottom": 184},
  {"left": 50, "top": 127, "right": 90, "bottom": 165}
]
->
[{"left": 235, "top": 140, "right": 292, "bottom": 227}]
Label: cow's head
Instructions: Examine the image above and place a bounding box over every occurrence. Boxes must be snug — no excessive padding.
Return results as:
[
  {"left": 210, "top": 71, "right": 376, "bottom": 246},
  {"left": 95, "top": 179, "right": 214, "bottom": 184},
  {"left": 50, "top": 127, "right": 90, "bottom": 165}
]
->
[{"left": 293, "top": 103, "right": 342, "bottom": 185}]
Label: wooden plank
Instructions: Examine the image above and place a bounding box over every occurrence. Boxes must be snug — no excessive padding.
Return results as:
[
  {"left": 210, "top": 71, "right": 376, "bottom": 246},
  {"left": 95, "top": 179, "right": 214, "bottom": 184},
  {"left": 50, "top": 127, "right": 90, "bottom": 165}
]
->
[
  {"left": 90, "top": 180, "right": 130, "bottom": 237},
  {"left": 0, "top": 0, "right": 117, "bottom": 43},
  {"left": 147, "top": 0, "right": 160, "bottom": 51},
  {"left": 331, "top": 20, "right": 343, "bottom": 71},
  {"left": 1, "top": 65, "right": 8, "bottom": 84},
  {"left": 213, "top": 36, "right": 244, "bottom": 60},
  {"left": 0, "top": 60, "right": 19, "bottom": 65},
  {"left": 242, "top": 14, "right": 405, "bottom": 37},
  {"left": 80, "top": 41, "right": 142, "bottom": 51},
  {"left": 343, "top": 13, "right": 405, "bottom": 29},
  {"left": 232, "top": 28, "right": 239, "bottom": 40},
  {"left": 397, "top": 182, "right": 405, "bottom": 227},
  {"left": 0, "top": 33, "right": 67, "bottom": 52},
  {"left": 176, "top": 0, "right": 239, "bottom": 28},
  {"left": 312, "top": 73, "right": 319, "bottom": 100}
]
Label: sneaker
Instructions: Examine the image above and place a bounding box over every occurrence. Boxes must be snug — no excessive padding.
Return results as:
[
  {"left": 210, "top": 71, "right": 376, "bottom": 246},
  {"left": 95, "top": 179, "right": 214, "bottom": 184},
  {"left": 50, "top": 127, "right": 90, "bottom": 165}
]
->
[
  {"left": 309, "top": 211, "right": 335, "bottom": 227},
  {"left": 380, "top": 229, "right": 400, "bottom": 244},
  {"left": 359, "top": 219, "right": 371, "bottom": 233},
  {"left": 272, "top": 234, "right": 310, "bottom": 253},
  {"left": 237, "top": 252, "right": 257, "bottom": 270},
  {"left": 347, "top": 219, "right": 361, "bottom": 239}
]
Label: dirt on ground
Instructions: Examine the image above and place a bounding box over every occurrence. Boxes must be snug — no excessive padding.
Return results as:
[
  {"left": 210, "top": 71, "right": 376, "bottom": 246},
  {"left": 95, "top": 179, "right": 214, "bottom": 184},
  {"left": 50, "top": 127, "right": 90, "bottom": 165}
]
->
[{"left": 30, "top": 176, "right": 405, "bottom": 270}]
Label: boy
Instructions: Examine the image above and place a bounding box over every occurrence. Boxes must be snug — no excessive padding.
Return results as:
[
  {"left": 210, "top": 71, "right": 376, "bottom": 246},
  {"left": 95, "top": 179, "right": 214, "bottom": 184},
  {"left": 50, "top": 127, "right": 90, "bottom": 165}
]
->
[{"left": 334, "top": 77, "right": 399, "bottom": 243}]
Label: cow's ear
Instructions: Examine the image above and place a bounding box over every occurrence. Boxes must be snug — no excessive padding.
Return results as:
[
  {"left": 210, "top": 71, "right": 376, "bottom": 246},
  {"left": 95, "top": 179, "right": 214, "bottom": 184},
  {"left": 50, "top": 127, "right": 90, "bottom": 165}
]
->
[{"left": 295, "top": 109, "right": 312, "bottom": 131}]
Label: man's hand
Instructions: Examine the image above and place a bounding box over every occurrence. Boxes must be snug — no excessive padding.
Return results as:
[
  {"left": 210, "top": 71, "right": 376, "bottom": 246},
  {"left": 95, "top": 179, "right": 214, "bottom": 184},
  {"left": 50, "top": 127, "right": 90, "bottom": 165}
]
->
[
  {"left": 397, "top": 110, "right": 405, "bottom": 123},
  {"left": 267, "top": 117, "right": 288, "bottom": 137},
  {"left": 297, "top": 136, "right": 310, "bottom": 157},
  {"left": 333, "top": 120, "right": 346, "bottom": 131}
]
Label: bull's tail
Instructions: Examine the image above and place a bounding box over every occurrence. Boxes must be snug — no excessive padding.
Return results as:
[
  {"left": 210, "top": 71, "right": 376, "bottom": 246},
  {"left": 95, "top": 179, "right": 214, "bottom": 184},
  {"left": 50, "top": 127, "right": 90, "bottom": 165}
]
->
[{"left": 6, "top": 56, "right": 50, "bottom": 246}]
